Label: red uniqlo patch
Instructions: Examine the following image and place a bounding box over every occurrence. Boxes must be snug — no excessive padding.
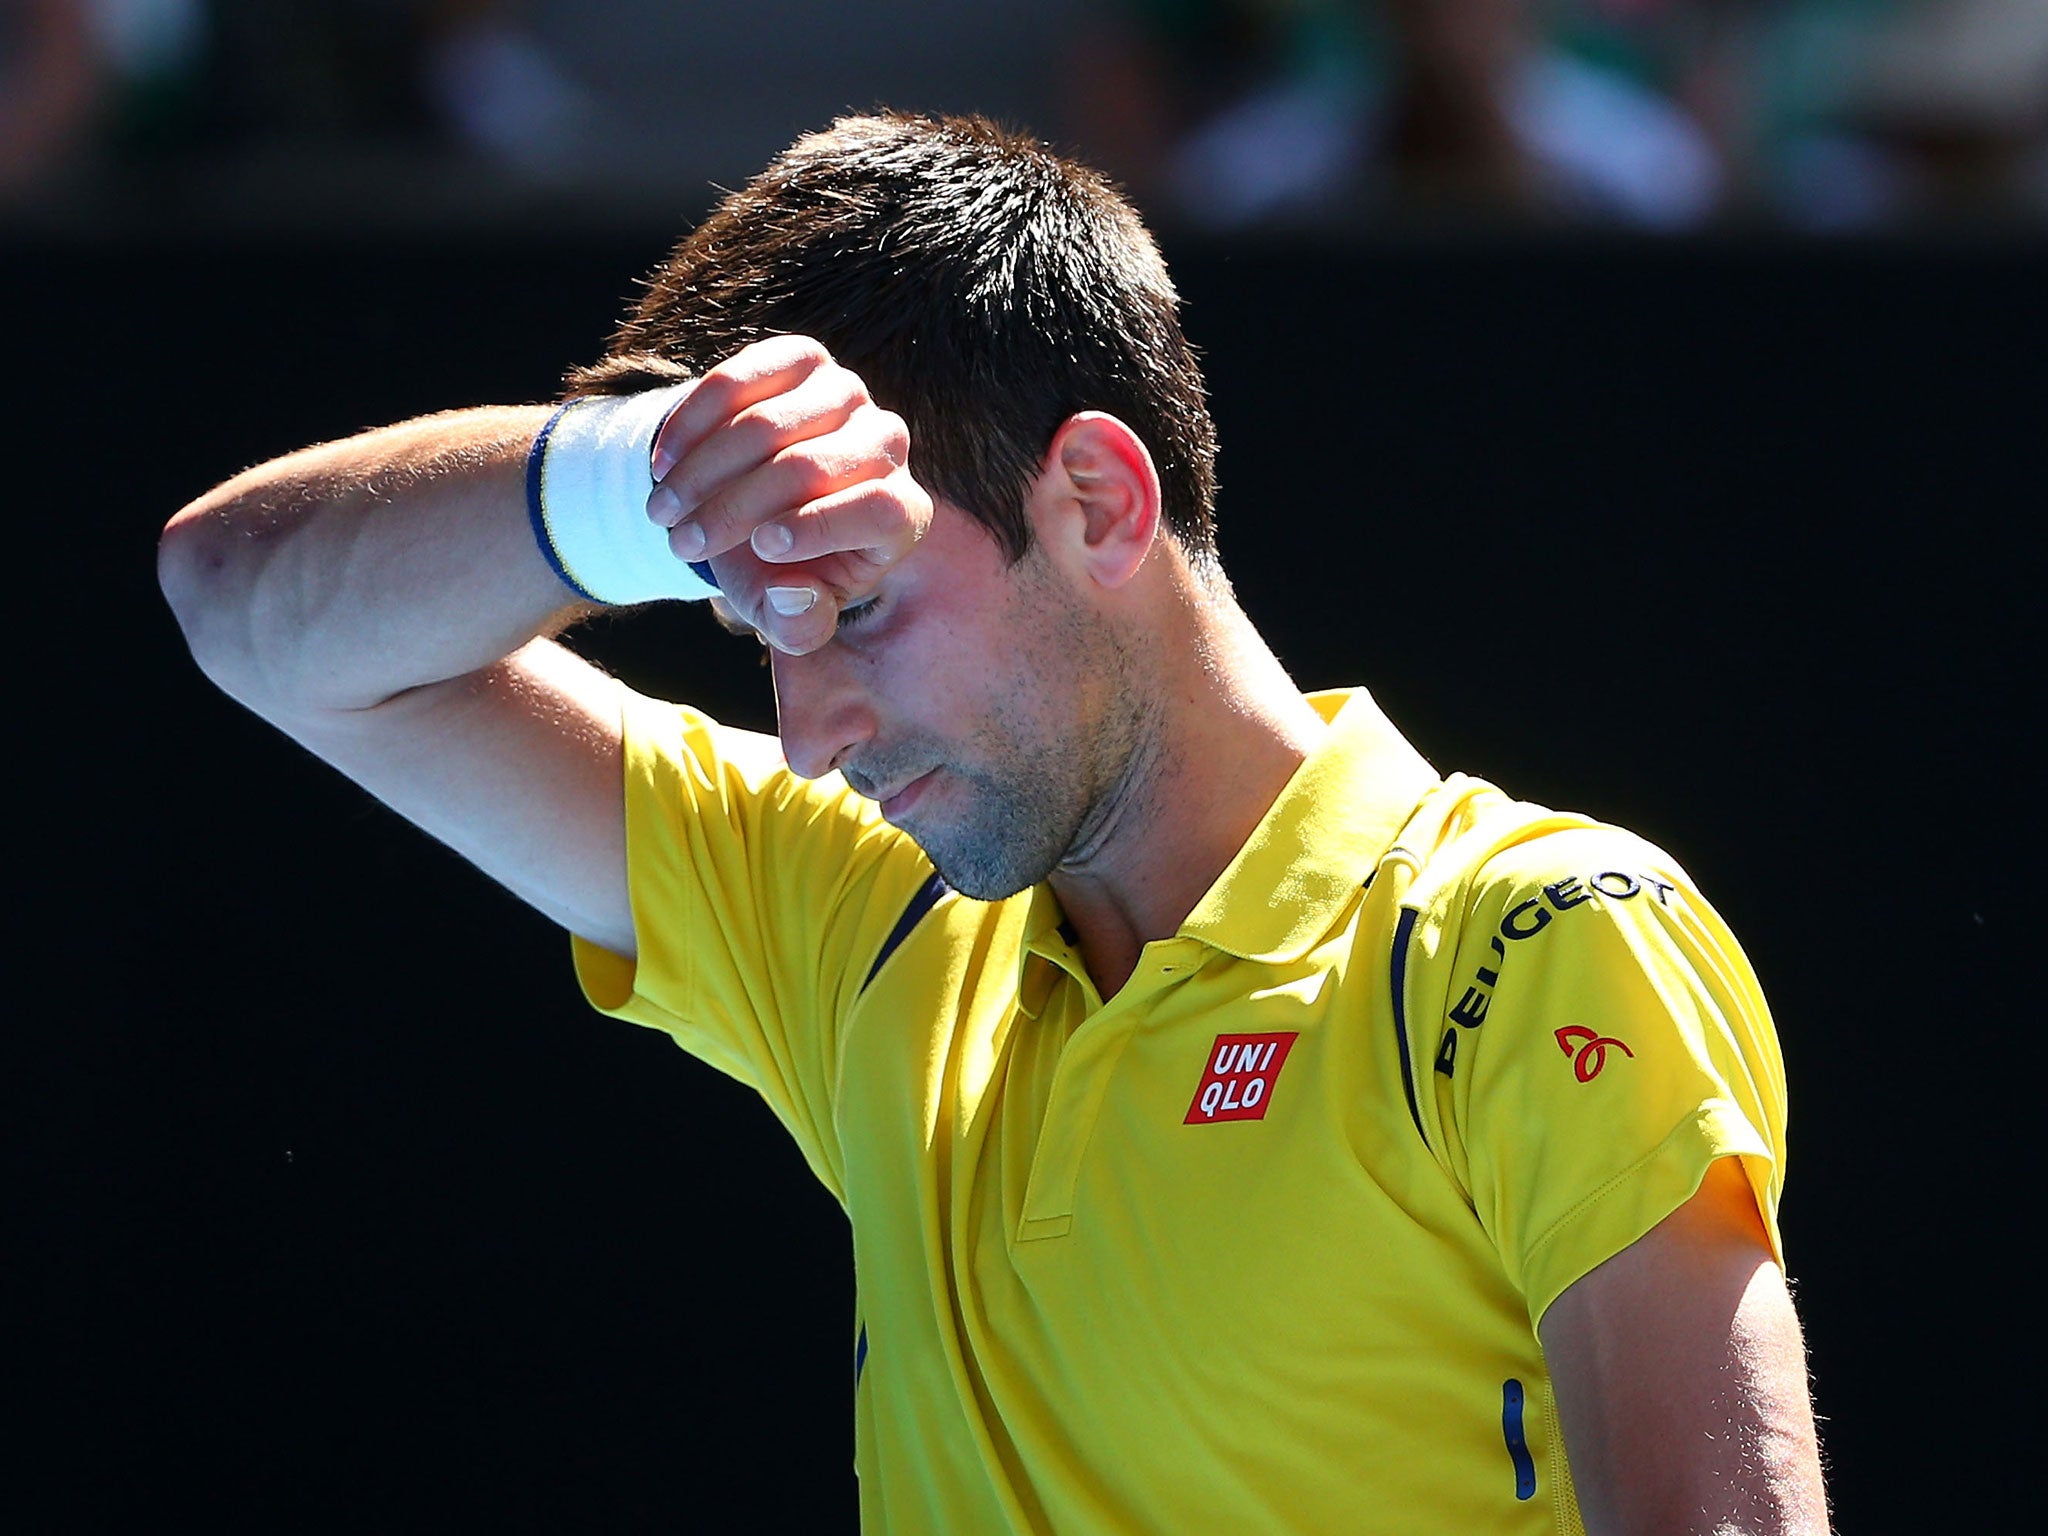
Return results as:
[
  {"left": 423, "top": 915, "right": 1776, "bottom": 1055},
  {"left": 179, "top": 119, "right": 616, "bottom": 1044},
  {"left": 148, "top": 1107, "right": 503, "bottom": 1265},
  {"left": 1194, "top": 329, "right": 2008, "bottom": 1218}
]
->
[{"left": 1184, "top": 1032, "right": 1299, "bottom": 1124}]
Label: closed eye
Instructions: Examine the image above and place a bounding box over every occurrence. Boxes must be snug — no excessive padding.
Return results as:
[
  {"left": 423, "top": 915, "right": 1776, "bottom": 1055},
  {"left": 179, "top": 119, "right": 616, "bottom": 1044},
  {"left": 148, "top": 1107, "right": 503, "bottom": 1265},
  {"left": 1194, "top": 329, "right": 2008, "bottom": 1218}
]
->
[{"left": 836, "top": 596, "right": 883, "bottom": 632}]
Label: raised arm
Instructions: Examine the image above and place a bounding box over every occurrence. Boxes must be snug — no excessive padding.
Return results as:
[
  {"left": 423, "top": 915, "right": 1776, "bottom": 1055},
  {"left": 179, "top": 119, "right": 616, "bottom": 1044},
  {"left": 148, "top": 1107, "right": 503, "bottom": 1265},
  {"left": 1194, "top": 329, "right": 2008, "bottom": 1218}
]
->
[
  {"left": 160, "top": 404, "right": 571, "bottom": 711},
  {"left": 158, "top": 338, "right": 929, "bottom": 955},
  {"left": 1540, "top": 1156, "right": 1831, "bottom": 1535}
]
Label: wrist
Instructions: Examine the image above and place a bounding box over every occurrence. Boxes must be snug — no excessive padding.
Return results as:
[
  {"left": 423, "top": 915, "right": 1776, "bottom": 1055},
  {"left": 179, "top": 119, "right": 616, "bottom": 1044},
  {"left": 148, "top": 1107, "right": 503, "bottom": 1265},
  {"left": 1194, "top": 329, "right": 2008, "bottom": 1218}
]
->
[{"left": 525, "top": 384, "right": 720, "bottom": 605}]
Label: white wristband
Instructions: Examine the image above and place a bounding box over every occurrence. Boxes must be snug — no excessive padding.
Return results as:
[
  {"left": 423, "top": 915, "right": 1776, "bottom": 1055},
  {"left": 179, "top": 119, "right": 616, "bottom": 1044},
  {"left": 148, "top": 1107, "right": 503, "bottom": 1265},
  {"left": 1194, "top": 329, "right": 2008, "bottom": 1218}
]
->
[{"left": 525, "top": 383, "right": 720, "bottom": 605}]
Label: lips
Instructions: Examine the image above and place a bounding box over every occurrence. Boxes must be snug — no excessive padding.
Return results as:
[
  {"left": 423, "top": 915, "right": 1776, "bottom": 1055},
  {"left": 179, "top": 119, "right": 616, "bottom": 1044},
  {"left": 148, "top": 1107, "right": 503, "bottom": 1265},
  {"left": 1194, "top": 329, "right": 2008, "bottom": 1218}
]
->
[{"left": 879, "top": 767, "right": 938, "bottom": 822}]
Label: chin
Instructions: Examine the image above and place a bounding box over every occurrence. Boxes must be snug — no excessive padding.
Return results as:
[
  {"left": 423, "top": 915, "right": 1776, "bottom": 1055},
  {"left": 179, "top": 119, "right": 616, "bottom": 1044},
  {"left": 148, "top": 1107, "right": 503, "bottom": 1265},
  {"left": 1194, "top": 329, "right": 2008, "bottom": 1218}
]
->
[
  {"left": 914, "top": 824, "right": 1063, "bottom": 903},
  {"left": 920, "top": 847, "right": 1042, "bottom": 903},
  {"left": 907, "top": 773, "right": 1081, "bottom": 901}
]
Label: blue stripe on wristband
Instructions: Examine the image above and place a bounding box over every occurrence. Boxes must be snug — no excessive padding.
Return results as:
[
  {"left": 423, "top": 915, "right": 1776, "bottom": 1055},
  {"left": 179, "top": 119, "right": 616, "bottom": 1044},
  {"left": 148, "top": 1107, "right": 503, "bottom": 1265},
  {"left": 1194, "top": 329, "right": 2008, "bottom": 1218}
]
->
[
  {"left": 525, "top": 401, "right": 600, "bottom": 603},
  {"left": 532, "top": 391, "right": 724, "bottom": 606}
]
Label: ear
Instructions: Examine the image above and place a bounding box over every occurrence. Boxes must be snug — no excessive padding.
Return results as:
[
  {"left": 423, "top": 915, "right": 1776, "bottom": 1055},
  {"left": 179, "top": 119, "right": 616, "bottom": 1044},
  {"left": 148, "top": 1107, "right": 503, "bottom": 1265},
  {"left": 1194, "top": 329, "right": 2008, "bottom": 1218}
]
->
[{"left": 1031, "top": 412, "right": 1163, "bottom": 590}]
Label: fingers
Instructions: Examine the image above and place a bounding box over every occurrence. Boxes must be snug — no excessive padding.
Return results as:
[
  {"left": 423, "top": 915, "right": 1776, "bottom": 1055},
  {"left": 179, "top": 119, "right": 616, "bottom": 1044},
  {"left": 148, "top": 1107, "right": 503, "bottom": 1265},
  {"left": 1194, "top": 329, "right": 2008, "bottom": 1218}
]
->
[
  {"left": 650, "top": 365, "right": 874, "bottom": 542},
  {"left": 710, "top": 552, "right": 841, "bottom": 657},
  {"left": 645, "top": 337, "right": 918, "bottom": 569},
  {"left": 664, "top": 412, "right": 924, "bottom": 566},
  {"left": 700, "top": 469, "right": 934, "bottom": 656},
  {"left": 639, "top": 334, "right": 931, "bottom": 656},
  {"left": 649, "top": 334, "right": 836, "bottom": 480},
  {"left": 749, "top": 466, "right": 932, "bottom": 570}
]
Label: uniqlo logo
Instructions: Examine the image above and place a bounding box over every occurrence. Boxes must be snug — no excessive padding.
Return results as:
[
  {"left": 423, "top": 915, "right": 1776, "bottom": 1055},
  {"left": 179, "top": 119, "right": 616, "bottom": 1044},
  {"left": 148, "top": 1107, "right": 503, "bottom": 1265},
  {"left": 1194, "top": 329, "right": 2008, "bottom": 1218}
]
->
[{"left": 1184, "top": 1033, "right": 1299, "bottom": 1124}]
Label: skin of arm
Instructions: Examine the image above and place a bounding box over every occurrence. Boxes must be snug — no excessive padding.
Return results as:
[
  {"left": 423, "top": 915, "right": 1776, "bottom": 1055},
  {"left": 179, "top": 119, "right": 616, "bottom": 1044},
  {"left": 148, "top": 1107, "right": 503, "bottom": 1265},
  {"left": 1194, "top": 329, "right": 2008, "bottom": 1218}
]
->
[
  {"left": 158, "top": 337, "right": 929, "bottom": 957},
  {"left": 1540, "top": 1155, "right": 1831, "bottom": 1535}
]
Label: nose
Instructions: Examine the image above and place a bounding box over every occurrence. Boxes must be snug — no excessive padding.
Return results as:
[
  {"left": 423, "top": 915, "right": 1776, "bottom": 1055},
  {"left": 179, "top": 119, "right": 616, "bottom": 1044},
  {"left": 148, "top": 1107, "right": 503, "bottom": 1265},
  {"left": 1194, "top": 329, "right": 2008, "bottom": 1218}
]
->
[{"left": 769, "top": 645, "right": 877, "bottom": 780}]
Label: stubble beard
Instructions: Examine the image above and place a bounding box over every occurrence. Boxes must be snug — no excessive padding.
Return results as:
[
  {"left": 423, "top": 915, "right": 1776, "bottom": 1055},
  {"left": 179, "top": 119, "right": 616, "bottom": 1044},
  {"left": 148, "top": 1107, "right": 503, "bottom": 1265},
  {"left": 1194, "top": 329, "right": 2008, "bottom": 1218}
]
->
[
  {"left": 908, "top": 616, "right": 1155, "bottom": 904},
  {"left": 880, "top": 544, "right": 1160, "bottom": 902},
  {"left": 900, "top": 725, "right": 1096, "bottom": 901}
]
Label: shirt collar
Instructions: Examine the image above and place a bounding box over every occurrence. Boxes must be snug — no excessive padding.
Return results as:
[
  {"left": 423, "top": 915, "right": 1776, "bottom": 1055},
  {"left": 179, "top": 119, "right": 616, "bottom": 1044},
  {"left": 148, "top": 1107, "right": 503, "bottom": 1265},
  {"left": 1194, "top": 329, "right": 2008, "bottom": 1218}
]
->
[
  {"left": 1017, "top": 884, "right": 1071, "bottom": 1019},
  {"left": 1175, "top": 687, "right": 1439, "bottom": 963}
]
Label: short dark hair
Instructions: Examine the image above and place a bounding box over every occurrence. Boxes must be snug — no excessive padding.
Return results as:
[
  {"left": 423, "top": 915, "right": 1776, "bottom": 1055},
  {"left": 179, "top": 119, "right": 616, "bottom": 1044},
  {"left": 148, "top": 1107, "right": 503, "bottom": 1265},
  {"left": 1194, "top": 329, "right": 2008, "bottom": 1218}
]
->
[{"left": 567, "top": 111, "right": 1218, "bottom": 564}]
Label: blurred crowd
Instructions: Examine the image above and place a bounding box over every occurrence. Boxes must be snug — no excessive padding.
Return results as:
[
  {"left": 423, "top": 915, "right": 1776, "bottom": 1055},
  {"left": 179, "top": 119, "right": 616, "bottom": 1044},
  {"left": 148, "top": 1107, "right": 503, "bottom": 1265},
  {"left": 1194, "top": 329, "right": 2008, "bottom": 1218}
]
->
[
  {"left": 0, "top": 0, "right": 600, "bottom": 197},
  {"left": 1070, "top": 0, "right": 2048, "bottom": 231},
  {"left": 4, "top": 0, "right": 2044, "bottom": 233}
]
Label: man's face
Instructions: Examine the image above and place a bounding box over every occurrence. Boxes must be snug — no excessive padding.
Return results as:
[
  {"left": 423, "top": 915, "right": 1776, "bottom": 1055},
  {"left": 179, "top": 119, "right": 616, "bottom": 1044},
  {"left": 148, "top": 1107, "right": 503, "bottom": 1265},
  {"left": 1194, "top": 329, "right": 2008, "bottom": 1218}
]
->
[{"left": 768, "top": 501, "right": 1140, "bottom": 900}]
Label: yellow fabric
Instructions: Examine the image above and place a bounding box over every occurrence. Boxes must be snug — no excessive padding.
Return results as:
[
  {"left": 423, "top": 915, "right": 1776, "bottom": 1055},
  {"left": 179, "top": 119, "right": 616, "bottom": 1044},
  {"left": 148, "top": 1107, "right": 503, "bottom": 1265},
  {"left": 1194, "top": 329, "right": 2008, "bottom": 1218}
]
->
[{"left": 573, "top": 687, "right": 1790, "bottom": 1535}]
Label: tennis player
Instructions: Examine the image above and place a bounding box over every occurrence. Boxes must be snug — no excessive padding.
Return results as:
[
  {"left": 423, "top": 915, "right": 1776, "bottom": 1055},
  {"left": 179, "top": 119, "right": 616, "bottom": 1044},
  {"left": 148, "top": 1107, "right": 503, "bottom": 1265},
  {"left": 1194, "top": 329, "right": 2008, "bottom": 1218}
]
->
[{"left": 159, "top": 112, "right": 1828, "bottom": 1534}]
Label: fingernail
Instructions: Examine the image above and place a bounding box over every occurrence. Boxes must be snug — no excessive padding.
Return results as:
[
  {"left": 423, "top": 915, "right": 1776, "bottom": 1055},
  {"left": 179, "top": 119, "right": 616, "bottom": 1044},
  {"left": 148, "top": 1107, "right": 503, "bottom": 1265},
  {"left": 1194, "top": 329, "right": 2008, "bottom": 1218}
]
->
[
  {"left": 650, "top": 387, "right": 695, "bottom": 479},
  {"left": 647, "top": 485, "right": 683, "bottom": 527},
  {"left": 670, "top": 520, "right": 706, "bottom": 559},
  {"left": 752, "top": 522, "right": 794, "bottom": 558},
  {"left": 766, "top": 586, "right": 817, "bottom": 616}
]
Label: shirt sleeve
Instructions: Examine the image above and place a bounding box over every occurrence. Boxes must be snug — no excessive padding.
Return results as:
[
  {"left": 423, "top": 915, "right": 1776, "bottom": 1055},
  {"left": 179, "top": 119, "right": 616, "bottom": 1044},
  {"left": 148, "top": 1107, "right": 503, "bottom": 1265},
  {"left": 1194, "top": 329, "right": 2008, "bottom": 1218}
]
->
[
  {"left": 1425, "top": 826, "right": 1789, "bottom": 1327},
  {"left": 570, "top": 688, "right": 940, "bottom": 1203}
]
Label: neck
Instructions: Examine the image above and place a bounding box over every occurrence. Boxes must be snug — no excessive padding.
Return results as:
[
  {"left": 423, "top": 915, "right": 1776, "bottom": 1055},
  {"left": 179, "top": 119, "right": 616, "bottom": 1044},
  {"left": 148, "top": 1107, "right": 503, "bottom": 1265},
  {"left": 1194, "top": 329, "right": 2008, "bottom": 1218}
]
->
[{"left": 1049, "top": 583, "right": 1326, "bottom": 997}]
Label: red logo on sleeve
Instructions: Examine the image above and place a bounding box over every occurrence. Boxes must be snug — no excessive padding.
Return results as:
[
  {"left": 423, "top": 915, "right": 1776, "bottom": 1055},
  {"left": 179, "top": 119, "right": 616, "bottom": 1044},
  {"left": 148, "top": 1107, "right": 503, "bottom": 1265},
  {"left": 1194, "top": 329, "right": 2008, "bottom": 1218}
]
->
[
  {"left": 1554, "top": 1025, "right": 1634, "bottom": 1082},
  {"left": 1184, "top": 1033, "right": 1299, "bottom": 1124}
]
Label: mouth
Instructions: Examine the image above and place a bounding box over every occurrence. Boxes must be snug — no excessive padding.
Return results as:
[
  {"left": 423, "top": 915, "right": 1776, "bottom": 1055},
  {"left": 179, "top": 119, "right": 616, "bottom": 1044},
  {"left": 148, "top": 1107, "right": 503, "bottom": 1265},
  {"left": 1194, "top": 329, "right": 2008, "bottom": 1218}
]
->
[{"left": 879, "top": 767, "right": 939, "bottom": 823}]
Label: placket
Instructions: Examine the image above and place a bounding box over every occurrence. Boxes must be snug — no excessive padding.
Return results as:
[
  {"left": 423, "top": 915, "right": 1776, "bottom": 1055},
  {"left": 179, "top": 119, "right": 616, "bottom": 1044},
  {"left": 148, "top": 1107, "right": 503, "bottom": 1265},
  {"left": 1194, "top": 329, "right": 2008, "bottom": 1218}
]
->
[{"left": 1014, "top": 934, "right": 1206, "bottom": 1243}]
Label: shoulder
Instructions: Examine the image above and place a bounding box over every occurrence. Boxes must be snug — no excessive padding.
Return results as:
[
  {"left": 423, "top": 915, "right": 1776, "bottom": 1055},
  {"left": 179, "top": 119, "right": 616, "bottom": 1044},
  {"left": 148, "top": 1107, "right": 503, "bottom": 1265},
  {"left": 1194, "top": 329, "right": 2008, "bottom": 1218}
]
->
[
  {"left": 1394, "top": 779, "right": 1695, "bottom": 940},
  {"left": 1393, "top": 787, "right": 1777, "bottom": 1137},
  {"left": 1398, "top": 794, "right": 1791, "bottom": 1312},
  {"left": 1410, "top": 796, "right": 1731, "bottom": 1036},
  {"left": 1463, "top": 821, "right": 1694, "bottom": 936}
]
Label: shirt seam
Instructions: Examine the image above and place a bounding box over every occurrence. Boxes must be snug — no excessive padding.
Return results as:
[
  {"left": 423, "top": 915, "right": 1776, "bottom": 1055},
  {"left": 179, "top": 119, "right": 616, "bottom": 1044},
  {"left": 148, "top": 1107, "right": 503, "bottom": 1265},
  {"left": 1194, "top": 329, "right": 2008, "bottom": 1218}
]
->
[{"left": 1518, "top": 1097, "right": 1759, "bottom": 1321}]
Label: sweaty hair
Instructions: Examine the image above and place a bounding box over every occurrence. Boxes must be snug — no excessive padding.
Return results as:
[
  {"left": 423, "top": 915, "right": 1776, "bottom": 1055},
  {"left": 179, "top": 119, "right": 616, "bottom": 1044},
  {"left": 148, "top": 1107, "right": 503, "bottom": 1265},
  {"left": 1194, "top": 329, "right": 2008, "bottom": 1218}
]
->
[{"left": 566, "top": 111, "right": 1218, "bottom": 564}]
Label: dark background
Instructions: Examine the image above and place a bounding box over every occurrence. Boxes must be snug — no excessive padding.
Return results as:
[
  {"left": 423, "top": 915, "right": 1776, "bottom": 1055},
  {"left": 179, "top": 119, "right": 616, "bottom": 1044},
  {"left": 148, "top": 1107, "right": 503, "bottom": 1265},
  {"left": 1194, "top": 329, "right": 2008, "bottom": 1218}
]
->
[{"left": 11, "top": 226, "right": 2040, "bottom": 1530}]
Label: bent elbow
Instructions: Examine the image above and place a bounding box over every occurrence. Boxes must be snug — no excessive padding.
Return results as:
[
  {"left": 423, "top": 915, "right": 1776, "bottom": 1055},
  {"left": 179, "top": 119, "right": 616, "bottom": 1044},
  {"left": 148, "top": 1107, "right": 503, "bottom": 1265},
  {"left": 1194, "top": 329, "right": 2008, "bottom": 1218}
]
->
[
  {"left": 159, "top": 497, "right": 227, "bottom": 652},
  {"left": 157, "top": 490, "right": 275, "bottom": 706},
  {"left": 159, "top": 494, "right": 218, "bottom": 613}
]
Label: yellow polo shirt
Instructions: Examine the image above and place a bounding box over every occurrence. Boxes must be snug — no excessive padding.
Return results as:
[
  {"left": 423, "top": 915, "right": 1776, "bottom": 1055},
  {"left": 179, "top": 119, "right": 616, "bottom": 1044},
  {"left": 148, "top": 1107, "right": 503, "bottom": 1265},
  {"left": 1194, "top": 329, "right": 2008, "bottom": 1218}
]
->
[{"left": 574, "top": 687, "right": 1788, "bottom": 1535}]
